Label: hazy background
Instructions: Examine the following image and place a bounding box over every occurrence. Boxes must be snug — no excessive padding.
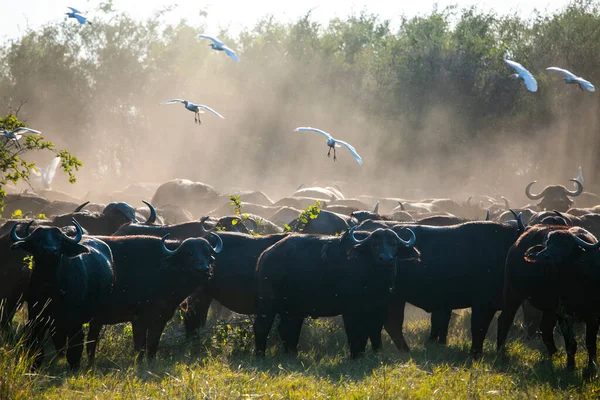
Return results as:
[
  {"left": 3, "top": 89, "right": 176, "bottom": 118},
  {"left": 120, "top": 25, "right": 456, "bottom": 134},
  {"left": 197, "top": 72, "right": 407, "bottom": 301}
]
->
[{"left": 1, "top": 0, "right": 599, "bottom": 204}]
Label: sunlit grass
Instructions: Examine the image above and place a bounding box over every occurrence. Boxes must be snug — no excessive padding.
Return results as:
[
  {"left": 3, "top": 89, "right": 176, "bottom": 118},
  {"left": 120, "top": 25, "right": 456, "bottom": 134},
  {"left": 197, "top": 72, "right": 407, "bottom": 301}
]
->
[{"left": 2, "top": 305, "right": 600, "bottom": 399}]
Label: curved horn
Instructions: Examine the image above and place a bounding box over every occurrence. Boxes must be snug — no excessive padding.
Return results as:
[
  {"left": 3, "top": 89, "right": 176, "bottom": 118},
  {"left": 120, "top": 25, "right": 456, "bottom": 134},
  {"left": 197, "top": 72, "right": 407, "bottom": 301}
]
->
[
  {"left": 553, "top": 210, "right": 566, "bottom": 219},
  {"left": 398, "top": 201, "right": 405, "bottom": 211},
  {"left": 200, "top": 216, "right": 211, "bottom": 233},
  {"left": 206, "top": 231, "right": 223, "bottom": 254},
  {"left": 501, "top": 196, "right": 510, "bottom": 210},
  {"left": 161, "top": 234, "right": 177, "bottom": 255},
  {"left": 349, "top": 225, "right": 369, "bottom": 245},
  {"left": 509, "top": 209, "right": 525, "bottom": 232},
  {"left": 394, "top": 228, "right": 416, "bottom": 247},
  {"left": 10, "top": 222, "right": 29, "bottom": 243},
  {"left": 74, "top": 201, "right": 90, "bottom": 213},
  {"left": 467, "top": 196, "right": 472, "bottom": 205},
  {"left": 142, "top": 200, "right": 157, "bottom": 225},
  {"left": 525, "top": 181, "right": 544, "bottom": 200},
  {"left": 485, "top": 210, "right": 490, "bottom": 221},
  {"left": 573, "top": 235, "right": 600, "bottom": 250},
  {"left": 566, "top": 179, "right": 583, "bottom": 197},
  {"left": 64, "top": 218, "right": 83, "bottom": 244},
  {"left": 373, "top": 201, "right": 380, "bottom": 214},
  {"left": 242, "top": 217, "right": 259, "bottom": 233}
]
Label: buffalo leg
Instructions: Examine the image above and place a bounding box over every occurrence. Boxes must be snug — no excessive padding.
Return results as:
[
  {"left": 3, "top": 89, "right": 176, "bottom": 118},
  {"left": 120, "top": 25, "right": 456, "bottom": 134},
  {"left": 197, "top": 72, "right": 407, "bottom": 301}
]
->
[
  {"left": 51, "top": 326, "right": 67, "bottom": 358},
  {"left": 278, "top": 314, "right": 304, "bottom": 354},
  {"left": 557, "top": 314, "right": 577, "bottom": 370},
  {"left": 254, "top": 310, "right": 276, "bottom": 358},
  {"left": 182, "top": 289, "right": 213, "bottom": 337},
  {"left": 132, "top": 321, "right": 147, "bottom": 362},
  {"left": 584, "top": 314, "right": 599, "bottom": 372},
  {"left": 470, "top": 306, "right": 496, "bottom": 357},
  {"left": 539, "top": 312, "right": 558, "bottom": 356},
  {"left": 343, "top": 313, "right": 368, "bottom": 359},
  {"left": 496, "top": 291, "right": 524, "bottom": 352},
  {"left": 429, "top": 309, "right": 452, "bottom": 344},
  {"left": 66, "top": 325, "right": 84, "bottom": 370},
  {"left": 86, "top": 320, "right": 103, "bottom": 364},
  {"left": 384, "top": 300, "right": 410, "bottom": 352},
  {"left": 146, "top": 320, "right": 168, "bottom": 362},
  {"left": 368, "top": 309, "right": 388, "bottom": 352}
]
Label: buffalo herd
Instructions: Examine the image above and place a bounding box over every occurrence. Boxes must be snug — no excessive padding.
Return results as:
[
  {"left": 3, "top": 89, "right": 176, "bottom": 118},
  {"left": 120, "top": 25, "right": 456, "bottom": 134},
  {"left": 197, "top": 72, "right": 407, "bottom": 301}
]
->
[{"left": 1, "top": 177, "right": 600, "bottom": 373}]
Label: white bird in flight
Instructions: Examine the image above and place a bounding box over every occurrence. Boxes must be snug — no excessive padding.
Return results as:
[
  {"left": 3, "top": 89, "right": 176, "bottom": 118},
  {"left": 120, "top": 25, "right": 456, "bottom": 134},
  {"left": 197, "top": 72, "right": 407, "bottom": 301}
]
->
[
  {"left": 505, "top": 59, "right": 538, "bottom": 92},
  {"left": 576, "top": 166, "right": 584, "bottom": 186},
  {"left": 160, "top": 99, "right": 225, "bottom": 125},
  {"left": 66, "top": 7, "right": 92, "bottom": 25},
  {"left": 294, "top": 127, "right": 363, "bottom": 165},
  {"left": 546, "top": 67, "right": 595, "bottom": 92},
  {"left": 1, "top": 127, "right": 41, "bottom": 147},
  {"left": 198, "top": 35, "right": 239, "bottom": 62},
  {"left": 31, "top": 156, "right": 61, "bottom": 191}
]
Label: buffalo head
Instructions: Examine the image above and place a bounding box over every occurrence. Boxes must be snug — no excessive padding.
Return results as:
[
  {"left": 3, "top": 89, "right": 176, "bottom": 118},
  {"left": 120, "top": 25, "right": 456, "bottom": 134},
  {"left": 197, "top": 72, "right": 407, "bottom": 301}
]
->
[
  {"left": 10, "top": 218, "right": 87, "bottom": 260},
  {"left": 524, "top": 228, "right": 598, "bottom": 264},
  {"left": 348, "top": 226, "right": 418, "bottom": 266},
  {"left": 525, "top": 180, "right": 583, "bottom": 212},
  {"left": 160, "top": 231, "right": 222, "bottom": 278}
]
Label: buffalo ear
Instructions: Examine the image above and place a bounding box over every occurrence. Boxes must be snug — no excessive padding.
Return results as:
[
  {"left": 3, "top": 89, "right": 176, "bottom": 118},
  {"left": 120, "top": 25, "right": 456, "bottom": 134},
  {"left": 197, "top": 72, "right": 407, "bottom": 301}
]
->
[
  {"left": 11, "top": 241, "right": 32, "bottom": 253},
  {"left": 524, "top": 244, "right": 545, "bottom": 263},
  {"left": 61, "top": 241, "right": 90, "bottom": 258}
]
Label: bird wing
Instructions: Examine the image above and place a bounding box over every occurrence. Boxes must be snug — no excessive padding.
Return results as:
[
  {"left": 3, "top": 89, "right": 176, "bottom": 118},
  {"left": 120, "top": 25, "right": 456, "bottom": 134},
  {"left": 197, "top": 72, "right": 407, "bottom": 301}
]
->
[
  {"left": 505, "top": 59, "right": 538, "bottom": 92},
  {"left": 576, "top": 77, "right": 595, "bottom": 92},
  {"left": 198, "top": 34, "right": 222, "bottom": 46},
  {"left": 294, "top": 127, "right": 333, "bottom": 141},
  {"left": 161, "top": 99, "right": 186, "bottom": 105},
  {"left": 67, "top": 7, "right": 82, "bottom": 14},
  {"left": 333, "top": 139, "right": 363, "bottom": 165},
  {"left": 74, "top": 14, "right": 88, "bottom": 25},
  {"left": 223, "top": 47, "right": 239, "bottom": 62},
  {"left": 546, "top": 67, "right": 577, "bottom": 80},
  {"left": 13, "top": 127, "right": 41, "bottom": 135},
  {"left": 198, "top": 105, "right": 225, "bottom": 119},
  {"left": 42, "top": 157, "right": 61, "bottom": 187}
]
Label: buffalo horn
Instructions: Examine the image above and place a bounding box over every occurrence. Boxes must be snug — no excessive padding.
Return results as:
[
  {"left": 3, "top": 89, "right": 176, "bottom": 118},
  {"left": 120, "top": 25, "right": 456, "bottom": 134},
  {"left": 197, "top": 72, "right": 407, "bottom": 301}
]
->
[
  {"left": 566, "top": 179, "right": 583, "bottom": 197},
  {"left": 509, "top": 209, "right": 525, "bottom": 232},
  {"left": 525, "top": 181, "right": 545, "bottom": 200},
  {"left": 74, "top": 201, "right": 90, "bottom": 213},
  {"left": 142, "top": 200, "right": 157, "bottom": 225},
  {"left": 573, "top": 235, "right": 600, "bottom": 250},
  {"left": 161, "top": 234, "right": 177, "bottom": 255},
  {"left": 206, "top": 232, "right": 223, "bottom": 254},
  {"left": 64, "top": 218, "right": 83, "bottom": 244},
  {"left": 394, "top": 228, "right": 416, "bottom": 247}
]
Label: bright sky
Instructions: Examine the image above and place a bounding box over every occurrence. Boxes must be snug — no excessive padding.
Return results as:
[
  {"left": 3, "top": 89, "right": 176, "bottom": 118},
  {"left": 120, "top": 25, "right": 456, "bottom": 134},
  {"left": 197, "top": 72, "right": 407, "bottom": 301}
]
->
[{"left": 1, "top": 0, "right": 570, "bottom": 42}]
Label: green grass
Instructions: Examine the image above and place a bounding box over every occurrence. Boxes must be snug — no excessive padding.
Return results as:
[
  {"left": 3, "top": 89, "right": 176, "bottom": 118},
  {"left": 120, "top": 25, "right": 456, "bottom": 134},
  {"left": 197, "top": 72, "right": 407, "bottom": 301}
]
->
[{"left": 2, "top": 307, "right": 600, "bottom": 399}]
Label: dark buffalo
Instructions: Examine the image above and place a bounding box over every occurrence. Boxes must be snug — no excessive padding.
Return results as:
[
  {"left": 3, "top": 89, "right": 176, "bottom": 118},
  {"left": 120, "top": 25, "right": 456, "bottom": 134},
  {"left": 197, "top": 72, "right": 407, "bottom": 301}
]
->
[
  {"left": 497, "top": 225, "right": 600, "bottom": 371},
  {"left": 84, "top": 232, "right": 220, "bottom": 364},
  {"left": 11, "top": 220, "right": 114, "bottom": 370},
  {"left": 525, "top": 180, "right": 583, "bottom": 212},
  {"left": 114, "top": 215, "right": 258, "bottom": 237},
  {"left": 359, "top": 217, "right": 524, "bottom": 356},
  {"left": 151, "top": 179, "right": 221, "bottom": 217},
  {"left": 0, "top": 230, "right": 31, "bottom": 330},
  {"left": 254, "top": 226, "right": 418, "bottom": 359},
  {"left": 288, "top": 210, "right": 350, "bottom": 235},
  {"left": 182, "top": 231, "right": 288, "bottom": 335}
]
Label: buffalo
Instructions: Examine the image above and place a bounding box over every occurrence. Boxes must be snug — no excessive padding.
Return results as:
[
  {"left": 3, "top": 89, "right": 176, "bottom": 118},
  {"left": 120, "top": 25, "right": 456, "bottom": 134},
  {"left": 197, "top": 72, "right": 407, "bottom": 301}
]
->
[
  {"left": 497, "top": 225, "right": 600, "bottom": 371},
  {"left": 525, "top": 180, "right": 583, "bottom": 212},
  {"left": 253, "top": 226, "right": 418, "bottom": 359}
]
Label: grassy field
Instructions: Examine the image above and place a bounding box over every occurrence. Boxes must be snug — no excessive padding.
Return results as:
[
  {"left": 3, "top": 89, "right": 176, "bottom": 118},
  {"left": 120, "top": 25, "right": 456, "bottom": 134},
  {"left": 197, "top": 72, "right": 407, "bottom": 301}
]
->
[{"left": 2, "top": 307, "right": 600, "bottom": 399}]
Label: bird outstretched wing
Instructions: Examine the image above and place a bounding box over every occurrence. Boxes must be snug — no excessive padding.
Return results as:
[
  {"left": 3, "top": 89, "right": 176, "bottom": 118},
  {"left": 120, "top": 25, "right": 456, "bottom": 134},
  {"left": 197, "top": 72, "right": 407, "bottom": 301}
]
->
[
  {"left": 67, "top": 7, "right": 82, "bottom": 14},
  {"left": 546, "top": 67, "right": 577, "bottom": 80},
  {"left": 13, "top": 127, "right": 42, "bottom": 135},
  {"left": 223, "top": 47, "right": 239, "bottom": 62},
  {"left": 161, "top": 99, "right": 186, "bottom": 105},
  {"left": 505, "top": 59, "right": 538, "bottom": 92},
  {"left": 198, "top": 105, "right": 225, "bottom": 119},
  {"left": 577, "top": 78, "right": 595, "bottom": 92},
  {"left": 198, "top": 34, "right": 223, "bottom": 46},
  {"left": 547, "top": 67, "right": 595, "bottom": 92},
  {"left": 75, "top": 14, "right": 90, "bottom": 25},
  {"left": 333, "top": 139, "right": 363, "bottom": 165},
  {"left": 294, "top": 127, "right": 333, "bottom": 141}
]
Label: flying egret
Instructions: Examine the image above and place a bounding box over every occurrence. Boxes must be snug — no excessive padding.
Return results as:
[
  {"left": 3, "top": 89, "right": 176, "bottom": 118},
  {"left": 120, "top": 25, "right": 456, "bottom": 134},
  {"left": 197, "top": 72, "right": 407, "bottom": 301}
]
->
[
  {"left": 504, "top": 59, "right": 538, "bottom": 92},
  {"left": 576, "top": 166, "right": 584, "bottom": 186},
  {"left": 546, "top": 67, "right": 595, "bottom": 92},
  {"left": 1, "top": 127, "right": 41, "bottom": 148},
  {"left": 66, "top": 7, "right": 92, "bottom": 25},
  {"left": 160, "top": 99, "right": 225, "bottom": 124},
  {"left": 198, "top": 34, "right": 239, "bottom": 62},
  {"left": 31, "top": 156, "right": 61, "bottom": 191},
  {"left": 294, "top": 127, "right": 363, "bottom": 165}
]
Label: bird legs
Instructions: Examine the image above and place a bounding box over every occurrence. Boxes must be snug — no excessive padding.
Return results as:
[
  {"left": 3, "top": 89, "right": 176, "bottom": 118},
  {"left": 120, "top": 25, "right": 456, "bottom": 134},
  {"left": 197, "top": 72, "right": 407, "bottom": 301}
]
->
[
  {"left": 326, "top": 146, "right": 337, "bottom": 162},
  {"left": 195, "top": 112, "right": 202, "bottom": 125}
]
